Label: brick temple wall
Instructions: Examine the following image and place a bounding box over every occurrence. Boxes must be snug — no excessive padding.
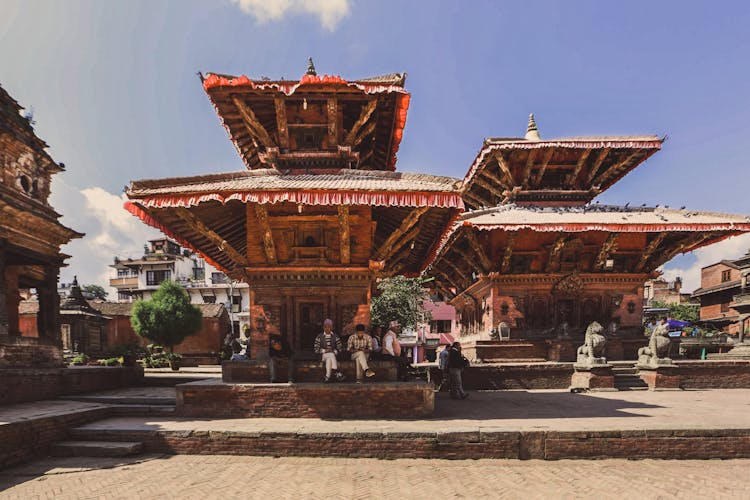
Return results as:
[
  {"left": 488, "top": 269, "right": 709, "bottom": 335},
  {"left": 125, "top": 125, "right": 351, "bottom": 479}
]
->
[
  {"left": 222, "top": 359, "right": 398, "bottom": 383},
  {"left": 0, "top": 366, "right": 144, "bottom": 405},
  {"left": 176, "top": 380, "right": 434, "bottom": 419}
]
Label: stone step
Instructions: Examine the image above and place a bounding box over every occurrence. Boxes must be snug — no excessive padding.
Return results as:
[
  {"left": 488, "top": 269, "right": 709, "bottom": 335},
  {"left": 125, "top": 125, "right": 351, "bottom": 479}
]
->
[
  {"left": 614, "top": 374, "right": 649, "bottom": 390},
  {"left": 612, "top": 367, "right": 638, "bottom": 375},
  {"left": 59, "top": 395, "right": 176, "bottom": 405},
  {"left": 478, "top": 358, "right": 548, "bottom": 364},
  {"left": 107, "top": 404, "right": 176, "bottom": 416},
  {"left": 50, "top": 440, "right": 144, "bottom": 458}
]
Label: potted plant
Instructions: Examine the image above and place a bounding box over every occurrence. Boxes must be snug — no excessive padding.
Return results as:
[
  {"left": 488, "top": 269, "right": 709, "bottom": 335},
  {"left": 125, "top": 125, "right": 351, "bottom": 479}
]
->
[{"left": 166, "top": 352, "right": 183, "bottom": 371}]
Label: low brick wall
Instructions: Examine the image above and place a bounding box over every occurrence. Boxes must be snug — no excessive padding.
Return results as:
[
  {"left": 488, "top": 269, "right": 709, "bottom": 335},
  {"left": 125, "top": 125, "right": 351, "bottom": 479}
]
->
[
  {"left": 176, "top": 380, "right": 434, "bottom": 419},
  {"left": 675, "top": 360, "right": 750, "bottom": 389},
  {"left": 69, "top": 426, "right": 750, "bottom": 461},
  {"left": 0, "top": 340, "right": 63, "bottom": 368},
  {"left": 430, "top": 363, "right": 574, "bottom": 390},
  {"left": 222, "top": 360, "right": 398, "bottom": 383},
  {"left": 0, "top": 405, "right": 110, "bottom": 469},
  {"left": 463, "top": 340, "right": 548, "bottom": 362},
  {"left": 0, "top": 366, "right": 144, "bottom": 405}
]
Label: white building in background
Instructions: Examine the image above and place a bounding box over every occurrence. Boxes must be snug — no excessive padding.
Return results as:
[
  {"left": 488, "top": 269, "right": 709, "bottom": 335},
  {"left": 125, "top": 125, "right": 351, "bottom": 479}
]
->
[{"left": 109, "top": 238, "right": 250, "bottom": 335}]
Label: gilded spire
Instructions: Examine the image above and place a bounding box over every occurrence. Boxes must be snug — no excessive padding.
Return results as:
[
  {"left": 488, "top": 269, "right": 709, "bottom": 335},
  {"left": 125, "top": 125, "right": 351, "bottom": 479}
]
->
[
  {"left": 525, "top": 113, "right": 541, "bottom": 141},
  {"left": 306, "top": 57, "right": 317, "bottom": 76}
]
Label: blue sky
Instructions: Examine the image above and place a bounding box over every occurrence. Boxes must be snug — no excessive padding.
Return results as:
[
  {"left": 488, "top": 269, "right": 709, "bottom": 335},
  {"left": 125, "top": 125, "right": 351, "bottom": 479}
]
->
[{"left": 2, "top": 0, "right": 749, "bottom": 292}]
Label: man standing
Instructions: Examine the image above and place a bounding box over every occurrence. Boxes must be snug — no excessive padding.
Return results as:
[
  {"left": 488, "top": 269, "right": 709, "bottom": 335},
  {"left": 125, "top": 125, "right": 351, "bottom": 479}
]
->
[
  {"left": 347, "top": 324, "right": 376, "bottom": 383},
  {"left": 382, "top": 320, "right": 408, "bottom": 381},
  {"left": 438, "top": 343, "right": 452, "bottom": 391},
  {"left": 448, "top": 341, "right": 469, "bottom": 400},
  {"left": 268, "top": 332, "right": 294, "bottom": 383},
  {"left": 314, "top": 319, "right": 344, "bottom": 382}
]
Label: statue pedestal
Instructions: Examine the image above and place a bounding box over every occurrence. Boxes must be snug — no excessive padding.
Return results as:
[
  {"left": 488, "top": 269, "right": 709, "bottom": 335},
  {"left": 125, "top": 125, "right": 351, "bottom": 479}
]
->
[
  {"left": 570, "top": 362, "right": 615, "bottom": 392},
  {"left": 637, "top": 363, "right": 681, "bottom": 391}
]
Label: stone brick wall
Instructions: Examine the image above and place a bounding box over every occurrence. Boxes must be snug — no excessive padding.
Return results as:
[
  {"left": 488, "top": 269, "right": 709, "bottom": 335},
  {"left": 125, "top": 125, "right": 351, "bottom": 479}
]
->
[
  {"left": 222, "top": 359, "right": 398, "bottom": 383},
  {"left": 675, "top": 360, "right": 750, "bottom": 388},
  {"left": 70, "top": 426, "right": 750, "bottom": 461},
  {"left": 0, "top": 342, "right": 63, "bottom": 368},
  {"left": 0, "top": 406, "right": 109, "bottom": 469},
  {"left": 430, "top": 363, "right": 574, "bottom": 390},
  {"left": 0, "top": 366, "right": 144, "bottom": 405},
  {"left": 176, "top": 380, "right": 434, "bottom": 419}
]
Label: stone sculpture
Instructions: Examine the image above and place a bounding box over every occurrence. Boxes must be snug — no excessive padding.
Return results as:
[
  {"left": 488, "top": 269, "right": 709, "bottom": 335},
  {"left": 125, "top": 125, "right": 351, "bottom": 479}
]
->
[
  {"left": 638, "top": 319, "right": 672, "bottom": 367},
  {"left": 576, "top": 321, "right": 607, "bottom": 365}
]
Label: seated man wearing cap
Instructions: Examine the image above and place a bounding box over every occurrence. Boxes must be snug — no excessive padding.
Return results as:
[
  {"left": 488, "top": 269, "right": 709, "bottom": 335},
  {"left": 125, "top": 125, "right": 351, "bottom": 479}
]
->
[
  {"left": 347, "top": 324, "right": 376, "bottom": 383},
  {"left": 381, "top": 320, "right": 410, "bottom": 381}
]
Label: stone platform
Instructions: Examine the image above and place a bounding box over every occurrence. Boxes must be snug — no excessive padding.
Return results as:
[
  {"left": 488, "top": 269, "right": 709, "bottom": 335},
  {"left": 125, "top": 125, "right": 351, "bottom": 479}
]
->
[
  {"left": 176, "top": 380, "right": 434, "bottom": 419},
  {"left": 63, "top": 389, "right": 750, "bottom": 460},
  {"left": 222, "top": 359, "right": 397, "bottom": 383}
]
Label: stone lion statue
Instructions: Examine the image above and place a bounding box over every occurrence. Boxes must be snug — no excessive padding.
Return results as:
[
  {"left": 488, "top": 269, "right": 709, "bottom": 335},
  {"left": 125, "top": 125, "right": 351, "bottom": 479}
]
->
[
  {"left": 576, "top": 321, "right": 607, "bottom": 364},
  {"left": 638, "top": 319, "right": 672, "bottom": 366}
]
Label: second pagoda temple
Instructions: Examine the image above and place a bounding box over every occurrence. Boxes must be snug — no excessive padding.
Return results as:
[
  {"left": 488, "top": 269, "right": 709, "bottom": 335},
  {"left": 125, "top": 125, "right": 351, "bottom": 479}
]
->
[{"left": 125, "top": 62, "right": 750, "bottom": 356}]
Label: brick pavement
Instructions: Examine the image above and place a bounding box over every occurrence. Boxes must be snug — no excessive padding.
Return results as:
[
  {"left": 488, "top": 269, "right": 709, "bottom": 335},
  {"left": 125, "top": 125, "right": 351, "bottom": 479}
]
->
[{"left": 0, "top": 455, "right": 748, "bottom": 499}]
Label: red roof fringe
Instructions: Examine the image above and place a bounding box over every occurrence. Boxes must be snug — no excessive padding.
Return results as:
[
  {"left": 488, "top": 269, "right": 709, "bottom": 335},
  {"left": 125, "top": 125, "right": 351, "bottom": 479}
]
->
[
  {"left": 123, "top": 201, "right": 231, "bottom": 275},
  {"left": 465, "top": 222, "right": 750, "bottom": 233},
  {"left": 134, "top": 189, "right": 464, "bottom": 210}
]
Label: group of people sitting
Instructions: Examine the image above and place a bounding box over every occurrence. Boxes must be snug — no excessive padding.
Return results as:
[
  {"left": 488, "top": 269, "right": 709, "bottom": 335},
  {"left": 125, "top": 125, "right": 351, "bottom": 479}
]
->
[{"left": 229, "top": 319, "right": 410, "bottom": 384}]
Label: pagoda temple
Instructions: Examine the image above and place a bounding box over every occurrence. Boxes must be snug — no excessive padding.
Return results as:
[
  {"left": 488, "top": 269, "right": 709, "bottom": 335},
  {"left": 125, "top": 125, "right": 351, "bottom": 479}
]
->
[
  {"left": 125, "top": 61, "right": 463, "bottom": 356},
  {"left": 0, "top": 84, "right": 82, "bottom": 366},
  {"left": 125, "top": 63, "right": 750, "bottom": 360},
  {"left": 429, "top": 115, "right": 750, "bottom": 350}
]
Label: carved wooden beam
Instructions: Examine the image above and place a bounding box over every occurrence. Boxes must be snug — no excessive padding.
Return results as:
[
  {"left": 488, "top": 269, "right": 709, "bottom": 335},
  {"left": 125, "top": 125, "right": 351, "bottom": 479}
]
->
[
  {"left": 233, "top": 97, "right": 276, "bottom": 148},
  {"left": 494, "top": 151, "right": 515, "bottom": 186},
  {"left": 473, "top": 176, "right": 504, "bottom": 201},
  {"left": 480, "top": 168, "right": 511, "bottom": 191},
  {"left": 254, "top": 204, "right": 278, "bottom": 265},
  {"left": 594, "top": 233, "right": 619, "bottom": 270},
  {"left": 585, "top": 148, "right": 611, "bottom": 185},
  {"left": 433, "top": 268, "right": 463, "bottom": 292},
  {"left": 465, "top": 230, "right": 493, "bottom": 273},
  {"left": 274, "top": 97, "right": 290, "bottom": 149},
  {"left": 173, "top": 208, "right": 248, "bottom": 267},
  {"left": 345, "top": 99, "right": 378, "bottom": 146},
  {"left": 546, "top": 233, "right": 567, "bottom": 272},
  {"left": 533, "top": 148, "right": 555, "bottom": 187},
  {"left": 352, "top": 120, "right": 377, "bottom": 148},
  {"left": 521, "top": 149, "right": 538, "bottom": 188},
  {"left": 592, "top": 150, "right": 640, "bottom": 187},
  {"left": 635, "top": 233, "right": 667, "bottom": 272},
  {"left": 566, "top": 148, "right": 592, "bottom": 187},
  {"left": 442, "top": 257, "right": 472, "bottom": 288},
  {"left": 501, "top": 232, "right": 517, "bottom": 273},
  {"left": 383, "top": 225, "right": 420, "bottom": 264},
  {"left": 385, "top": 234, "right": 419, "bottom": 275},
  {"left": 463, "top": 190, "right": 490, "bottom": 209},
  {"left": 327, "top": 98, "right": 338, "bottom": 147},
  {"left": 338, "top": 205, "right": 350, "bottom": 265},
  {"left": 374, "top": 206, "right": 429, "bottom": 260}
]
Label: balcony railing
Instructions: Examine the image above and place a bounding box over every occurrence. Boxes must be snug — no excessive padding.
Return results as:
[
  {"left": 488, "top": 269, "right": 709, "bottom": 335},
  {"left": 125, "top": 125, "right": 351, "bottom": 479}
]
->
[{"left": 109, "top": 277, "right": 138, "bottom": 287}]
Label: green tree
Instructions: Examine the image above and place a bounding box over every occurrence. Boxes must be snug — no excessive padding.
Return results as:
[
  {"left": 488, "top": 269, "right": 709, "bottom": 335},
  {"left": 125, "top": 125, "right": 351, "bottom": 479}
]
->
[
  {"left": 130, "top": 281, "right": 202, "bottom": 352},
  {"left": 370, "top": 276, "right": 433, "bottom": 330},
  {"left": 83, "top": 284, "right": 108, "bottom": 300},
  {"left": 651, "top": 300, "right": 699, "bottom": 323}
]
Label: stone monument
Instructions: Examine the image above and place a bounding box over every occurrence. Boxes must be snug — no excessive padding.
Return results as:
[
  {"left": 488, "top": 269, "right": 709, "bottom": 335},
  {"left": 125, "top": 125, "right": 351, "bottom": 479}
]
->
[
  {"left": 636, "top": 318, "right": 680, "bottom": 389},
  {"left": 570, "top": 321, "right": 615, "bottom": 391}
]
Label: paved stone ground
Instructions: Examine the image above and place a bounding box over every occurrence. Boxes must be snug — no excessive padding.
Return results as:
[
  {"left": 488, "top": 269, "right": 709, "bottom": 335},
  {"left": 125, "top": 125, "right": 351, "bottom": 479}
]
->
[{"left": 0, "top": 455, "right": 747, "bottom": 499}]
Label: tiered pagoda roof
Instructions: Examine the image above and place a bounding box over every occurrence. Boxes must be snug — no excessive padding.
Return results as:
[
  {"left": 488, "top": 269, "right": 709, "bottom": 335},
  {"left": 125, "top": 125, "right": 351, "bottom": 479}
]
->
[
  {"left": 201, "top": 62, "right": 409, "bottom": 171},
  {"left": 461, "top": 114, "right": 663, "bottom": 208}
]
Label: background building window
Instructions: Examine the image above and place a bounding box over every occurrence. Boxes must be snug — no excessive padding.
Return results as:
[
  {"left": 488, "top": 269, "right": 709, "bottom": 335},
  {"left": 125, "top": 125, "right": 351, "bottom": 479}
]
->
[
  {"left": 146, "top": 270, "right": 171, "bottom": 286},
  {"left": 231, "top": 295, "right": 242, "bottom": 313},
  {"left": 212, "top": 272, "right": 228, "bottom": 284},
  {"left": 721, "top": 270, "right": 732, "bottom": 282}
]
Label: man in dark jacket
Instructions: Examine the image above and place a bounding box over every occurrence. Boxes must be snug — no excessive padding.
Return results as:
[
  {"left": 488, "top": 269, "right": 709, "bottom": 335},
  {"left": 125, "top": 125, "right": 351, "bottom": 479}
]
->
[
  {"left": 268, "top": 333, "right": 294, "bottom": 383},
  {"left": 448, "top": 342, "right": 469, "bottom": 399}
]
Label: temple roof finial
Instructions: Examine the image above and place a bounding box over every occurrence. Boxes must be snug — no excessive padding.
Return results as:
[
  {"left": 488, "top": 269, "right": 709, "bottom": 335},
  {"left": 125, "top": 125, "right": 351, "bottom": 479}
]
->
[
  {"left": 525, "top": 113, "right": 541, "bottom": 141},
  {"left": 72, "top": 275, "right": 79, "bottom": 287},
  {"left": 306, "top": 57, "right": 317, "bottom": 76}
]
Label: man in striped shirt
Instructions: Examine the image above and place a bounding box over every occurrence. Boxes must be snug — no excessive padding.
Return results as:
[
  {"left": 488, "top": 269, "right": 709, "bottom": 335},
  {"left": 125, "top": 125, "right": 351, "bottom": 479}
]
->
[
  {"left": 313, "top": 319, "right": 344, "bottom": 382},
  {"left": 347, "top": 324, "right": 376, "bottom": 383}
]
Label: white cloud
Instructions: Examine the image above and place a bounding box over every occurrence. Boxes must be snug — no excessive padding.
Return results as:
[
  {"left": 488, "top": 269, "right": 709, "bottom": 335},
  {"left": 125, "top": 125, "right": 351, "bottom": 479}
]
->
[
  {"left": 230, "top": 0, "right": 350, "bottom": 31},
  {"left": 52, "top": 181, "right": 161, "bottom": 298},
  {"left": 661, "top": 233, "right": 750, "bottom": 293}
]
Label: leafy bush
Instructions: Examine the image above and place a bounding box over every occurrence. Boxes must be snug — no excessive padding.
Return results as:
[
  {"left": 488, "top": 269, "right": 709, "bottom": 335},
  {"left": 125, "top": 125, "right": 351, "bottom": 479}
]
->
[
  {"left": 71, "top": 354, "right": 90, "bottom": 365},
  {"left": 131, "top": 281, "right": 202, "bottom": 352}
]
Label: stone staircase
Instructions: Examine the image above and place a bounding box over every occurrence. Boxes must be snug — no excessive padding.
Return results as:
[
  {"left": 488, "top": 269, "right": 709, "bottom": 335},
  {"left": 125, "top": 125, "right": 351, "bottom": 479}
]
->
[
  {"left": 612, "top": 364, "right": 648, "bottom": 391},
  {"left": 51, "top": 387, "right": 176, "bottom": 457}
]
